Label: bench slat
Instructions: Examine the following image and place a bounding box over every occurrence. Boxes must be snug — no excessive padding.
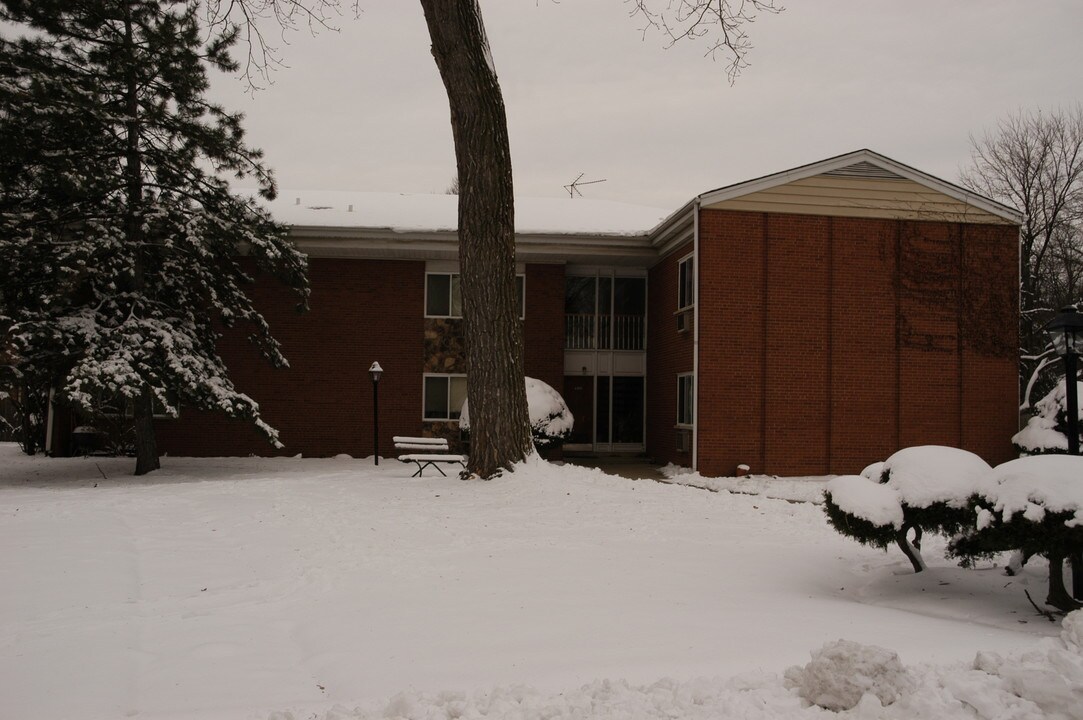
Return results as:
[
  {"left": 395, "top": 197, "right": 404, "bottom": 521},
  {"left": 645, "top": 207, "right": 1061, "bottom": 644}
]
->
[
  {"left": 397, "top": 454, "right": 466, "bottom": 462},
  {"left": 393, "top": 436, "right": 447, "bottom": 445}
]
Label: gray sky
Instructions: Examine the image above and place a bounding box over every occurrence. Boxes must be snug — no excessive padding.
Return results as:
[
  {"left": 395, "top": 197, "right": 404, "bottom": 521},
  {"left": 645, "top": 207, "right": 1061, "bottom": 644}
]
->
[{"left": 209, "top": 1, "right": 1083, "bottom": 211}]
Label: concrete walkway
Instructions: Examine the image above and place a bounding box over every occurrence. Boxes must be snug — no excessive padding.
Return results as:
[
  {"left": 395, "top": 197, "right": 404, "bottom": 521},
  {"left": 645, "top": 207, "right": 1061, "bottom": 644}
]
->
[{"left": 563, "top": 456, "right": 666, "bottom": 481}]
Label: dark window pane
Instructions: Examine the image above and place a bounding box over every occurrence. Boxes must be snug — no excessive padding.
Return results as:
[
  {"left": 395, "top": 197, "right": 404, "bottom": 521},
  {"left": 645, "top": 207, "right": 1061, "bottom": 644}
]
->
[
  {"left": 614, "top": 277, "right": 646, "bottom": 316},
  {"left": 516, "top": 275, "right": 525, "bottom": 318},
  {"left": 424, "top": 376, "right": 449, "bottom": 419},
  {"left": 595, "top": 375, "right": 611, "bottom": 445},
  {"left": 426, "top": 274, "right": 451, "bottom": 316},
  {"left": 564, "top": 276, "right": 595, "bottom": 315},
  {"left": 612, "top": 377, "right": 644, "bottom": 443},
  {"left": 678, "top": 258, "right": 695, "bottom": 309}
]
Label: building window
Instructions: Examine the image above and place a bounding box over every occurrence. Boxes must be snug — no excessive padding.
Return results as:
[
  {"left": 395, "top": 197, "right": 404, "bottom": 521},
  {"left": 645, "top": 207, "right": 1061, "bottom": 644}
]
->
[
  {"left": 676, "top": 373, "right": 694, "bottom": 427},
  {"left": 424, "top": 374, "right": 468, "bottom": 421},
  {"left": 677, "top": 254, "right": 694, "bottom": 310},
  {"left": 426, "top": 273, "right": 525, "bottom": 318}
]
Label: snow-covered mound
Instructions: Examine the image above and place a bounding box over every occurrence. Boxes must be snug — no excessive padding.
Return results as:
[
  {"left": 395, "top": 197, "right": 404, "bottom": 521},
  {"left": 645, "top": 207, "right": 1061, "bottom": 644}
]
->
[
  {"left": 784, "top": 639, "right": 914, "bottom": 710},
  {"left": 881, "top": 445, "right": 993, "bottom": 509},
  {"left": 980, "top": 454, "right": 1083, "bottom": 526},
  {"left": 459, "top": 377, "right": 573, "bottom": 450},
  {"left": 276, "top": 611, "right": 1083, "bottom": 720},
  {"left": 825, "top": 474, "right": 903, "bottom": 528}
]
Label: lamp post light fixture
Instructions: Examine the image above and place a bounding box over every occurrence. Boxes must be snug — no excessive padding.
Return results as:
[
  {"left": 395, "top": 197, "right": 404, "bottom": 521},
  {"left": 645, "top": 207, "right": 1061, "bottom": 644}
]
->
[
  {"left": 1044, "top": 306, "right": 1082, "bottom": 456},
  {"left": 369, "top": 361, "right": 383, "bottom": 465}
]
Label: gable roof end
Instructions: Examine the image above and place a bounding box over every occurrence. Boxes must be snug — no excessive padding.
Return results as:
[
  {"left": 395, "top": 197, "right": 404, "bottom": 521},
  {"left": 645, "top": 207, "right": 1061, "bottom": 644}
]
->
[{"left": 696, "top": 149, "right": 1023, "bottom": 225}]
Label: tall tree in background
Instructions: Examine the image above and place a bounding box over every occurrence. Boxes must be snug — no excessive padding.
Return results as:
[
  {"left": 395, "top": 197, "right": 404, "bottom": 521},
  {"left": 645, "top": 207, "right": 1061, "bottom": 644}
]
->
[
  {"left": 0, "top": 0, "right": 309, "bottom": 474},
  {"left": 961, "top": 107, "right": 1083, "bottom": 405},
  {"left": 415, "top": 0, "right": 779, "bottom": 478},
  {"left": 184, "top": 0, "right": 780, "bottom": 478}
]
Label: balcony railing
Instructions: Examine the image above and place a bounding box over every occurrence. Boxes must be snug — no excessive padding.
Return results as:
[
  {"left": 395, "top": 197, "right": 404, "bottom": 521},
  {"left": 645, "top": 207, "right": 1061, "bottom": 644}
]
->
[{"left": 565, "top": 314, "right": 644, "bottom": 350}]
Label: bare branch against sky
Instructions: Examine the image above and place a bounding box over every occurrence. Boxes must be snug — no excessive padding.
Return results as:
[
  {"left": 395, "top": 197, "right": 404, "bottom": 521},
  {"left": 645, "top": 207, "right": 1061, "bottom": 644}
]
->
[{"left": 205, "top": 1, "right": 1083, "bottom": 209}]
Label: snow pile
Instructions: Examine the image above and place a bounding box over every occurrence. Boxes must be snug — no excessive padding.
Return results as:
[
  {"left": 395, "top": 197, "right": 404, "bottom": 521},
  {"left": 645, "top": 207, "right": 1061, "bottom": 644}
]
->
[
  {"left": 825, "top": 474, "right": 903, "bottom": 527},
  {"left": 459, "top": 377, "right": 573, "bottom": 451},
  {"left": 1014, "top": 380, "right": 1083, "bottom": 455},
  {"left": 659, "top": 465, "right": 829, "bottom": 504},
  {"left": 784, "top": 639, "right": 914, "bottom": 710},
  {"left": 880, "top": 445, "right": 993, "bottom": 508},
  {"left": 860, "top": 461, "right": 885, "bottom": 480},
  {"left": 981, "top": 455, "right": 1083, "bottom": 525},
  {"left": 273, "top": 612, "right": 1083, "bottom": 720}
]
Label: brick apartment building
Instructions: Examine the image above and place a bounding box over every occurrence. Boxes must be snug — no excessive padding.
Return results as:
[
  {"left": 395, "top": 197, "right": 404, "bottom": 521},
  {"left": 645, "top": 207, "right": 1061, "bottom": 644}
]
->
[{"left": 49, "top": 150, "right": 1022, "bottom": 476}]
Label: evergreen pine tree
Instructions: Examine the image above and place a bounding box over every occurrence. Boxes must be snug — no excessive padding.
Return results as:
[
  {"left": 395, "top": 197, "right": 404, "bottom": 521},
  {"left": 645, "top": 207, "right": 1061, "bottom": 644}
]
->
[{"left": 0, "top": 0, "right": 309, "bottom": 474}]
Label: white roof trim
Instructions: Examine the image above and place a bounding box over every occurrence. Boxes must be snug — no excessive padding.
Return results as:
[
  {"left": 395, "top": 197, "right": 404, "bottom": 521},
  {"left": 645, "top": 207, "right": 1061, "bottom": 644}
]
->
[{"left": 695, "top": 149, "right": 1023, "bottom": 224}]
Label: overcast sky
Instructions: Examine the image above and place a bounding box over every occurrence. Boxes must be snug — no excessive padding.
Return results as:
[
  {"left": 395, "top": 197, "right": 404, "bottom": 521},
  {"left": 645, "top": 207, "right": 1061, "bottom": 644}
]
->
[{"left": 208, "top": 1, "right": 1083, "bottom": 211}]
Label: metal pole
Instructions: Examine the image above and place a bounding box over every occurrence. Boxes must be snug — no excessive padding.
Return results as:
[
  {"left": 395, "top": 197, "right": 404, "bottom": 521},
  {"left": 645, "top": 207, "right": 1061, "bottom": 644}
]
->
[
  {"left": 373, "top": 379, "right": 380, "bottom": 466},
  {"left": 1065, "top": 351, "right": 1079, "bottom": 456},
  {"left": 1065, "top": 351, "right": 1080, "bottom": 598}
]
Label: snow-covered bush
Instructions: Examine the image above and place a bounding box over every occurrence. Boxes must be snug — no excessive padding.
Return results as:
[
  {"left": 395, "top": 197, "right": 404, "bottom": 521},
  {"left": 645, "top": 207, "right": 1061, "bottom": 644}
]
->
[
  {"left": 950, "top": 454, "right": 1083, "bottom": 611},
  {"left": 824, "top": 446, "right": 993, "bottom": 572},
  {"left": 1014, "top": 379, "right": 1083, "bottom": 456},
  {"left": 459, "top": 377, "right": 574, "bottom": 453},
  {"left": 784, "top": 639, "right": 914, "bottom": 711}
]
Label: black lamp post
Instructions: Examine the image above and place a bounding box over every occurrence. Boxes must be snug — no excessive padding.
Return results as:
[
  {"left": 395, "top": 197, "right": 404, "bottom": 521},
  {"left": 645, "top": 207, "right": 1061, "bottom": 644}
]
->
[
  {"left": 1043, "top": 306, "right": 1082, "bottom": 599},
  {"left": 1044, "top": 306, "right": 1082, "bottom": 456},
  {"left": 369, "top": 361, "right": 383, "bottom": 465}
]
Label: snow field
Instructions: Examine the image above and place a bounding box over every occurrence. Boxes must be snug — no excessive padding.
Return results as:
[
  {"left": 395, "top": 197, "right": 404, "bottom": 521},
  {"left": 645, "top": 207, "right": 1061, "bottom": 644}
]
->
[{"left": 0, "top": 446, "right": 1064, "bottom": 719}]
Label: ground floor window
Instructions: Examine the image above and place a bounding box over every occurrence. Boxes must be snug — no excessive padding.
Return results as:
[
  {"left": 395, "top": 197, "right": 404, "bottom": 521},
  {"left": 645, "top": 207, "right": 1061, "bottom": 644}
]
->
[
  {"left": 423, "top": 374, "right": 467, "bottom": 421},
  {"left": 677, "top": 373, "right": 694, "bottom": 427}
]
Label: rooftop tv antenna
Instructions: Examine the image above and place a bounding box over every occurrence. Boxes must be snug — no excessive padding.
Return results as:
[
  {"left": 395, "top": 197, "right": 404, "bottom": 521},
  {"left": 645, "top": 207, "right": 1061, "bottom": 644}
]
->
[{"left": 563, "top": 173, "right": 607, "bottom": 198}]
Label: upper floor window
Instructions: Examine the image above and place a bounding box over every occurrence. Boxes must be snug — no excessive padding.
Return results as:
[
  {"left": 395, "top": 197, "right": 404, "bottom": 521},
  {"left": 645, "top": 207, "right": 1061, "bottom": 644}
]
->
[
  {"left": 426, "top": 273, "right": 524, "bottom": 318},
  {"left": 678, "top": 254, "right": 694, "bottom": 310}
]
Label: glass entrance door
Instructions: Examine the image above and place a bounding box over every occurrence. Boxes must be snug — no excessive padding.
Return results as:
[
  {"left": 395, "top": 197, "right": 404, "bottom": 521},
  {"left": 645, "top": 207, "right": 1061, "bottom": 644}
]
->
[{"left": 595, "top": 375, "right": 645, "bottom": 451}]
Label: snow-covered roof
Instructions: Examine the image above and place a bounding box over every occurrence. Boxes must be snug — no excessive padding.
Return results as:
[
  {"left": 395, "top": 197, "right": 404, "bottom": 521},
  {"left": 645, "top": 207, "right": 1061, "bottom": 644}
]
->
[{"left": 260, "top": 190, "right": 670, "bottom": 238}]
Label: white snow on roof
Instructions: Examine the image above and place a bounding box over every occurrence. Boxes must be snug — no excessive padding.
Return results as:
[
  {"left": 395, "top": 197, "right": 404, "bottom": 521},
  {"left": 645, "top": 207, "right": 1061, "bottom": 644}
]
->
[{"left": 258, "top": 190, "right": 670, "bottom": 237}]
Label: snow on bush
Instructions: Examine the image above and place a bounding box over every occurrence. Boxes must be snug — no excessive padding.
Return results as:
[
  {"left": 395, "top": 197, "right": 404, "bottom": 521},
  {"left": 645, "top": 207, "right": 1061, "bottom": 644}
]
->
[
  {"left": 784, "top": 639, "right": 914, "bottom": 711},
  {"left": 860, "top": 460, "right": 885, "bottom": 480},
  {"left": 880, "top": 445, "right": 993, "bottom": 509},
  {"left": 459, "top": 377, "right": 574, "bottom": 452},
  {"left": 824, "top": 446, "right": 993, "bottom": 573},
  {"left": 1014, "top": 380, "right": 1083, "bottom": 456},
  {"left": 825, "top": 474, "right": 903, "bottom": 528},
  {"left": 950, "top": 454, "right": 1083, "bottom": 611}
]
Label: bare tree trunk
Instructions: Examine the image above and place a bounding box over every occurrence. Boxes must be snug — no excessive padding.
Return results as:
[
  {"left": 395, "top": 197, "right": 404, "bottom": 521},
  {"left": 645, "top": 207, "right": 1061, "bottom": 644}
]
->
[
  {"left": 895, "top": 523, "right": 926, "bottom": 573},
  {"left": 419, "top": 0, "right": 532, "bottom": 478},
  {"left": 124, "top": 6, "right": 159, "bottom": 476},
  {"left": 1046, "top": 549, "right": 1082, "bottom": 612}
]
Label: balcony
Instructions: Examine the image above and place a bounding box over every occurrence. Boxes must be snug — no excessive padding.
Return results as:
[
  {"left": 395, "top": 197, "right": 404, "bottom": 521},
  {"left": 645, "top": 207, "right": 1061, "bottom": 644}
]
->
[{"left": 565, "top": 313, "right": 645, "bottom": 350}]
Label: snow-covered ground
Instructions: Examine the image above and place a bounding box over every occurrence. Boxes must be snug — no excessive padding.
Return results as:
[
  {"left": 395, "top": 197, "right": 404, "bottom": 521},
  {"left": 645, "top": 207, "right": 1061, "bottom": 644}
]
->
[{"left": 0, "top": 444, "right": 1073, "bottom": 719}]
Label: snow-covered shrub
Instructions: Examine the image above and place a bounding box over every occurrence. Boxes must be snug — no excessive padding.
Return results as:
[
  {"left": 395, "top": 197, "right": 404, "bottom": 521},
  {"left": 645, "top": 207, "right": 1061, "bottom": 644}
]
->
[
  {"left": 824, "top": 446, "right": 993, "bottom": 572},
  {"left": 784, "top": 639, "right": 914, "bottom": 711},
  {"left": 459, "top": 377, "right": 574, "bottom": 453},
  {"left": 1014, "top": 379, "right": 1083, "bottom": 456},
  {"left": 950, "top": 454, "right": 1083, "bottom": 611}
]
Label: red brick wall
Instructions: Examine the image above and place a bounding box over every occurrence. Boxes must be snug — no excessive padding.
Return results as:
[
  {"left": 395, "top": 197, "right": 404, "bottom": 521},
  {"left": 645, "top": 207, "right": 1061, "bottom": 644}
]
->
[
  {"left": 155, "top": 259, "right": 568, "bottom": 459},
  {"left": 646, "top": 241, "right": 695, "bottom": 467},
  {"left": 695, "top": 208, "right": 1018, "bottom": 477},
  {"left": 156, "top": 258, "right": 425, "bottom": 458},
  {"left": 523, "top": 263, "right": 565, "bottom": 392}
]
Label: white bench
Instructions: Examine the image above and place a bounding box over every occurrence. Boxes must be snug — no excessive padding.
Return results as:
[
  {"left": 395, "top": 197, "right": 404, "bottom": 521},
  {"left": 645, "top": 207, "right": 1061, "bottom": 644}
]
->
[{"left": 393, "top": 436, "right": 467, "bottom": 477}]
